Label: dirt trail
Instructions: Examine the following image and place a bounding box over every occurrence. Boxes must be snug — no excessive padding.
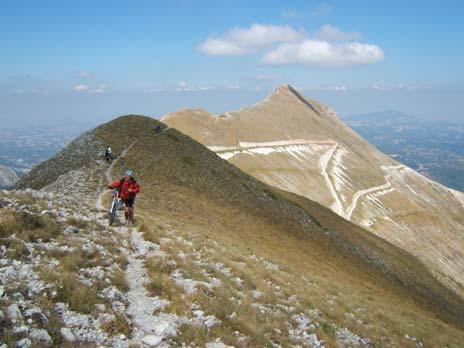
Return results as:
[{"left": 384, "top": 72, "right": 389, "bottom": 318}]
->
[
  {"left": 209, "top": 139, "right": 401, "bottom": 222},
  {"left": 95, "top": 141, "right": 137, "bottom": 210}
]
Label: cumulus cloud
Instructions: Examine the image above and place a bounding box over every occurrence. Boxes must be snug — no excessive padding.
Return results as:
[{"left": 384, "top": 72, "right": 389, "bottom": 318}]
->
[
  {"left": 198, "top": 23, "right": 305, "bottom": 56},
  {"left": 198, "top": 39, "right": 245, "bottom": 56},
  {"left": 199, "top": 23, "right": 384, "bottom": 67},
  {"left": 315, "top": 25, "right": 362, "bottom": 41},
  {"left": 262, "top": 40, "right": 384, "bottom": 66},
  {"left": 74, "top": 84, "right": 89, "bottom": 91}
]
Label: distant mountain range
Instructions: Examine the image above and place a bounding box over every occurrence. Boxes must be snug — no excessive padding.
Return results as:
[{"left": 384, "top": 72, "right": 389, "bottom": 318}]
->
[{"left": 344, "top": 110, "right": 464, "bottom": 191}]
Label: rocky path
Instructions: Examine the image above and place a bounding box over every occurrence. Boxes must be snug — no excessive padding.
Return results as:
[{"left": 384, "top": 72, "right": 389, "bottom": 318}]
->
[
  {"left": 93, "top": 141, "right": 185, "bottom": 347},
  {"left": 125, "top": 228, "right": 181, "bottom": 347},
  {"left": 319, "top": 143, "right": 343, "bottom": 216},
  {"left": 95, "top": 141, "right": 137, "bottom": 211},
  {"left": 345, "top": 177, "right": 392, "bottom": 220}
]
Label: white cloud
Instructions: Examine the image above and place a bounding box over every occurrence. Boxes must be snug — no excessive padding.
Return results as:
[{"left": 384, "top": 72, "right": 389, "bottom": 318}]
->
[
  {"left": 227, "top": 85, "right": 240, "bottom": 89},
  {"left": 198, "top": 23, "right": 383, "bottom": 67},
  {"left": 198, "top": 39, "right": 245, "bottom": 56},
  {"left": 74, "top": 84, "right": 89, "bottom": 91},
  {"left": 74, "top": 83, "right": 108, "bottom": 93},
  {"left": 315, "top": 25, "right": 362, "bottom": 41},
  {"left": 326, "top": 85, "right": 348, "bottom": 91},
  {"left": 371, "top": 84, "right": 386, "bottom": 91},
  {"left": 198, "top": 23, "right": 305, "bottom": 56},
  {"left": 262, "top": 40, "right": 384, "bottom": 66},
  {"left": 305, "top": 85, "right": 348, "bottom": 91},
  {"left": 175, "top": 81, "right": 195, "bottom": 91}
]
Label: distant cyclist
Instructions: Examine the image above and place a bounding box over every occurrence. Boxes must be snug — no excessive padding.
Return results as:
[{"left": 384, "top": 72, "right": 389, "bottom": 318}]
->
[
  {"left": 108, "top": 170, "right": 140, "bottom": 225},
  {"left": 104, "top": 146, "right": 114, "bottom": 162}
]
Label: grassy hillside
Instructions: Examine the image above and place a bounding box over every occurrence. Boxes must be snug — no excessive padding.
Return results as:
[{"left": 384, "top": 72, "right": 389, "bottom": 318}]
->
[
  {"left": 16, "top": 115, "right": 167, "bottom": 190},
  {"left": 15, "top": 115, "right": 464, "bottom": 346},
  {"left": 161, "top": 85, "right": 464, "bottom": 296}
]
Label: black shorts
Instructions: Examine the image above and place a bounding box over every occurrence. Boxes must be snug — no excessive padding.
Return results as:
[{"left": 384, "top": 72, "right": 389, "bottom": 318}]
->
[{"left": 122, "top": 197, "right": 135, "bottom": 208}]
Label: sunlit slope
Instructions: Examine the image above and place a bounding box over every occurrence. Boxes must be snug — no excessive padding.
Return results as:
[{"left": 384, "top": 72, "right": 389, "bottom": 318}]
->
[
  {"left": 103, "top": 117, "right": 464, "bottom": 329},
  {"left": 162, "top": 85, "right": 464, "bottom": 295},
  {"left": 15, "top": 115, "right": 464, "bottom": 344}
]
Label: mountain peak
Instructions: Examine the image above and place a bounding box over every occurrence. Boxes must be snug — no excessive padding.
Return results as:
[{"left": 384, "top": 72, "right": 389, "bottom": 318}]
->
[
  {"left": 271, "top": 83, "right": 298, "bottom": 97},
  {"left": 268, "top": 84, "right": 326, "bottom": 117}
]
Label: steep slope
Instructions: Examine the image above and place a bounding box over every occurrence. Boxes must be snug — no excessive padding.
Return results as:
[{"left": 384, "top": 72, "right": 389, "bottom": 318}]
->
[
  {"left": 0, "top": 164, "right": 19, "bottom": 188},
  {"left": 8, "top": 115, "right": 464, "bottom": 347},
  {"left": 162, "top": 85, "right": 464, "bottom": 295}
]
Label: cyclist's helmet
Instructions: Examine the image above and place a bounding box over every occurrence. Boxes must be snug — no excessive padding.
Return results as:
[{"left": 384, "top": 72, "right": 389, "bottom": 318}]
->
[{"left": 125, "top": 170, "right": 133, "bottom": 177}]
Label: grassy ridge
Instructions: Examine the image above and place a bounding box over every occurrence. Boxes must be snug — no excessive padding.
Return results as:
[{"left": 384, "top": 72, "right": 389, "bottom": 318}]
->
[
  {"left": 102, "top": 116, "right": 464, "bottom": 327},
  {"left": 15, "top": 114, "right": 464, "bottom": 344}
]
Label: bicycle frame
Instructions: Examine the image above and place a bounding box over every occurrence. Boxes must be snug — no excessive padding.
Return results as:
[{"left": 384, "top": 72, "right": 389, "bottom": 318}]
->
[{"left": 108, "top": 190, "right": 121, "bottom": 226}]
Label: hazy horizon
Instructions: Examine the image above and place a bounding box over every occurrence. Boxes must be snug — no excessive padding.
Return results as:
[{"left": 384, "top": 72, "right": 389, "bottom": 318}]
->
[
  {"left": 1, "top": 0, "right": 463, "bottom": 129},
  {"left": 2, "top": 84, "right": 464, "bottom": 130}
]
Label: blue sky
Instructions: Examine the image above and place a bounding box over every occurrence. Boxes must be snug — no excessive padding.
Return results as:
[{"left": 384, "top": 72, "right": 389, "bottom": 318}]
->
[{"left": 1, "top": 0, "right": 463, "bottom": 128}]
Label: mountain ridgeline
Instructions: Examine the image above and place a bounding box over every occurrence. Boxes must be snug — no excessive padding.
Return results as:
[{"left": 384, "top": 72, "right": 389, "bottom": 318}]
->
[
  {"left": 15, "top": 114, "right": 464, "bottom": 337},
  {"left": 162, "top": 84, "right": 464, "bottom": 299}
]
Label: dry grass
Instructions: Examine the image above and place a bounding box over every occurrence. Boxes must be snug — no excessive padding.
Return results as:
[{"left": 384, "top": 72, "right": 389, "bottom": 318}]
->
[
  {"left": 13, "top": 115, "right": 464, "bottom": 345},
  {"left": 55, "top": 273, "right": 100, "bottom": 313},
  {"left": 34, "top": 296, "right": 67, "bottom": 346},
  {"left": 138, "top": 199, "right": 464, "bottom": 348},
  {"left": 0, "top": 237, "right": 29, "bottom": 259},
  {"left": 66, "top": 216, "right": 90, "bottom": 229},
  {"left": 0, "top": 209, "right": 60, "bottom": 242},
  {"left": 118, "top": 254, "right": 129, "bottom": 269},
  {"left": 101, "top": 313, "right": 131, "bottom": 337},
  {"left": 39, "top": 266, "right": 100, "bottom": 314},
  {"left": 146, "top": 269, "right": 178, "bottom": 301},
  {"left": 112, "top": 269, "right": 129, "bottom": 293},
  {"left": 139, "top": 219, "right": 166, "bottom": 245}
]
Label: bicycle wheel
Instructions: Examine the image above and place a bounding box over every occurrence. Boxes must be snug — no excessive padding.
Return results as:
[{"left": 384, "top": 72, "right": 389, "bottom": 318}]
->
[{"left": 109, "top": 199, "right": 118, "bottom": 226}]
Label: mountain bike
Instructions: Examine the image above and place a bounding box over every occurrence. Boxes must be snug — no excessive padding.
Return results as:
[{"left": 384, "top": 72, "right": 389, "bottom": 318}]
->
[
  {"left": 108, "top": 190, "right": 121, "bottom": 226},
  {"left": 104, "top": 152, "right": 114, "bottom": 163}
]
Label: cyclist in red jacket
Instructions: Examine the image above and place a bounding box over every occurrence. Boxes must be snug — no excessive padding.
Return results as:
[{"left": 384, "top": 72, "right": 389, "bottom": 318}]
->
[{"left": 108, "top": 170, "right": 140, "bottom": 225}]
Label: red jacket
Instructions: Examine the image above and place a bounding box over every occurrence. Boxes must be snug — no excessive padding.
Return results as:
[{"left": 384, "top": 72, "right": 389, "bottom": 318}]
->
[{"left": 109, "top": 178, "right": 140, "bottom": 200}]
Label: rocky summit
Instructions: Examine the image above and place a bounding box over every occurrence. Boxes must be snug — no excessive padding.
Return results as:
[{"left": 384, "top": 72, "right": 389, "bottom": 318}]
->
[
  {"left": 162, "top": 84, "right": 464, "bottom": 297},
  {"left": 1, "top": 115, "right": 464, "bottom": 347}
]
